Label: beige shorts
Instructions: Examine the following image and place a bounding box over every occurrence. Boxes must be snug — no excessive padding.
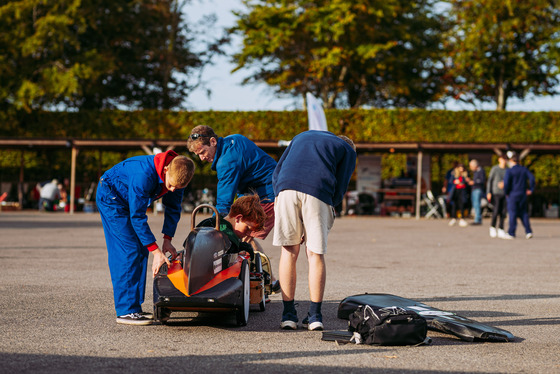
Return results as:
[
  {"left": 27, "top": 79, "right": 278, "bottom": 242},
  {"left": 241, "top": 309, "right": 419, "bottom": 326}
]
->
[{"left": 273, "top": 190, "right": 335, "bottom": 254}]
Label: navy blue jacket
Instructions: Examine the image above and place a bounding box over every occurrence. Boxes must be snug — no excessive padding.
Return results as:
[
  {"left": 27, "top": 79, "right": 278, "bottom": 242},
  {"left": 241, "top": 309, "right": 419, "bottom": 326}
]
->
[
  {"left": 272, "top": 130, "right": 356, "bottom": 207},
  {"left": 504, "top": 164, "right": 535, "bottom": 198},
  {"left": 211, "top": 135, "right": 277, "bottom": 214},
  {"left": 471, "top": 167, "right": 486, "bottom": 191}
]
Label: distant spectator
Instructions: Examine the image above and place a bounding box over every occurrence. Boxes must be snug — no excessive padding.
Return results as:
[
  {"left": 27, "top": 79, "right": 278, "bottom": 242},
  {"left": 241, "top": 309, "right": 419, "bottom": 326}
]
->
[
  {"left": 442, "top": 161, "right": 459, "bottom": 195},
  {"left": 61, "top": 178, "right": 82, "bottom": 213},
  {"left": 443, "top": 160, "right": 459, "bottom": 217},
  {"left": 468, "top": 159, "right": 486, "bottom": 225},
  {"left": 487, "top": 155, "right": 508, "bottom": 238},
  {"left": 448, "top": 164, "right": 469, "bottom": 227},
  {"left": 503, "top": 152, "right": 535, "bottom": 239},
  {"left": 39, "top": 179, "right": 60, "bottom": 211},
  {"left": 58, "top": 182, "right": 68, "bottom": 211}
]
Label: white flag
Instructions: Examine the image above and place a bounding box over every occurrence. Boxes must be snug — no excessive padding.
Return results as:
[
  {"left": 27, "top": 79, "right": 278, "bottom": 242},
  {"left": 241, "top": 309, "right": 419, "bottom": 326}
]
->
[{"left": 306, "top": 92, "right": 328, "bottom": 131}]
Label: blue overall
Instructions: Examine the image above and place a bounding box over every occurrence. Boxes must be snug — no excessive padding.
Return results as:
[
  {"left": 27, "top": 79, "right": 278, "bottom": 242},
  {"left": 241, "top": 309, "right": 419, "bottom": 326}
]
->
[
  {"left": 504, "top": 164, "right": 535, "bottom": 237},
  {"left": 96, "top": 154, "right": 183, "bottom": 316}
]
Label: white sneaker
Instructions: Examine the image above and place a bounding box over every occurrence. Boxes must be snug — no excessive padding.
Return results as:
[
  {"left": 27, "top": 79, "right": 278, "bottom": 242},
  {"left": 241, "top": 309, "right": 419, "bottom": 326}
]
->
[
  {"left": 501, "top": 233, "right": 515, "bottom": 240},
  {"left": 526, "top": 233, "right": 533, "bottom": 239},
  {"left": 489, "top": 227, "right": 497, "bottom": 238},
  {"left": 448, "top": 218, "right": 457, "bottom": 226},
  {"left": 459, "top": 219, "right": 468, "bottom": 227},
  {"left": 305, "top": 321, "right": 324, "bottom": 331},
  {"left": 302, "top": 314, "right": 324, "bottom": 331},
  {"left": 280, "top": 320, "right": 297, "bottom": 330},
  {"left": 497, "top": 229, "right": 506, "bottom": 238}
]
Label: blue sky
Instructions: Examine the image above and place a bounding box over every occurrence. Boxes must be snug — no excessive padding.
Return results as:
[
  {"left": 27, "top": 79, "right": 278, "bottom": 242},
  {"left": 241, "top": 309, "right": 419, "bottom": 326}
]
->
[{"left": 185, "top": 0, "right": 559, "bottom": 112}]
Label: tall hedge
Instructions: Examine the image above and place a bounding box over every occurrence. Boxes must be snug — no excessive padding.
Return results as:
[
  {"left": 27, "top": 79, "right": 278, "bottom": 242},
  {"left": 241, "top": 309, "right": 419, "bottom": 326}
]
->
[
  {"left": 2, "top": 109, "right": 560, "bottom": 143},
  {"left": 1, "top": 109, "right": 559, "bottom": 206}
]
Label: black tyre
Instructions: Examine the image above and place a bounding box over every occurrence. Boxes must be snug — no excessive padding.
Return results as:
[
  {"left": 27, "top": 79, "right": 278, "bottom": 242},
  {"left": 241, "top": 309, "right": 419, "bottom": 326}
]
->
[
  {"left": 254, "top": 252, "right": 263, "bottom": 273},
  {"left": 235, "top": 260, "right": 250, "bottom": 326},
  {"left": 254, "top": 255, "right": 266, "bottom": 312}
]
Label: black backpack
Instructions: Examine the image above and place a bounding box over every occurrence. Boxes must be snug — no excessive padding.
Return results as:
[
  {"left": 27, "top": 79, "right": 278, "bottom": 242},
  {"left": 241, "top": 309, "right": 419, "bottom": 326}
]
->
[{"left": 348, "top": 305, "right": 429, "bottom": 346}]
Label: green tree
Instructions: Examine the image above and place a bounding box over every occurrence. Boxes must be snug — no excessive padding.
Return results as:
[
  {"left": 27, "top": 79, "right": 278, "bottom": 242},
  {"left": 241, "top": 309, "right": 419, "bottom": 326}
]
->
[
  {"left": 231, "top": 0, "right": 446, "bottom": 109},
  {"left": 0, "top": 0, "right": 221, "bottom": 111},
  {"left": 444, "top": 0, "right": 560, "bottom": 111}
]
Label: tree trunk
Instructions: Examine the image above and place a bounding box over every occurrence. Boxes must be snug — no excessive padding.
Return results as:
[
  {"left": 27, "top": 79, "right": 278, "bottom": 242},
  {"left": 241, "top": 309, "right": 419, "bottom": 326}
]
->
[
  {"left": 326, "top": 66, "right": 348, "bottom": 109},
  {"left": 495, "top": 65, "right": 506, "bottom": 111},
  {"left": 496, "top": 85, "right": 506, "bottom": 111}
]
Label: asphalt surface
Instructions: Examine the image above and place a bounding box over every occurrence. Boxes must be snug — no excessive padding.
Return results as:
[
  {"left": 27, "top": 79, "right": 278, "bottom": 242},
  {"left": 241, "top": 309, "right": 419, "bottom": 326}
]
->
[{"left": 1, "top": 211, "right": 559, "bottom": 373}]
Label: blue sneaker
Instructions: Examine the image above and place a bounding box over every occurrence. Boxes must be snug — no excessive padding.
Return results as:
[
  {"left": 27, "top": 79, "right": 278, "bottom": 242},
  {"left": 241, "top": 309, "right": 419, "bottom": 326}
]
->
[
  {"left": 302, "top": 313, "right": 323, "bottom": 331},
  {"left": 280, "top": 310, "right": 298, "bottom": 330}
]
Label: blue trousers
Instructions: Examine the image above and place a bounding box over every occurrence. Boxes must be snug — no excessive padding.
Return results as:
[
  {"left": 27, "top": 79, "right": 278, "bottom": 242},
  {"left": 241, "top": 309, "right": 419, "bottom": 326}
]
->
[
  {"left": 97, "top": 181, "right": 148, "bottom": 317},
  {"left": 507, "top": 195, "right": 532, "bottom": 237},
  {"left": 471, "top": 188, "right": 483, "bottom": 223}
]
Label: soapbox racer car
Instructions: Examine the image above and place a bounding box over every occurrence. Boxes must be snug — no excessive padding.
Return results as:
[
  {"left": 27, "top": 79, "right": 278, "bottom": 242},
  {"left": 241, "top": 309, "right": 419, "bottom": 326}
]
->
[{"left": 153, "top": 204, "right": 270, "bottom": 326}]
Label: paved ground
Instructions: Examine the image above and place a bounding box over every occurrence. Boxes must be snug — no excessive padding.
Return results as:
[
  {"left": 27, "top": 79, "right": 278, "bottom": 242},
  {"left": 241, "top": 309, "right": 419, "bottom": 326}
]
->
[{"left": 1, "top": 211, "right": 559, "bottom": 373}]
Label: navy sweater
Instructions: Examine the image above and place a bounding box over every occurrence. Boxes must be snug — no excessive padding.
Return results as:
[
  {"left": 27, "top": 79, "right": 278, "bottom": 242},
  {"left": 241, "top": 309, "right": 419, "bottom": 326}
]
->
[
  {"left": 504, "top": 164, "right": 535, "bottom": 197},
  {"left": 272, "top": 131, "right": 356, "bottom": 207}
]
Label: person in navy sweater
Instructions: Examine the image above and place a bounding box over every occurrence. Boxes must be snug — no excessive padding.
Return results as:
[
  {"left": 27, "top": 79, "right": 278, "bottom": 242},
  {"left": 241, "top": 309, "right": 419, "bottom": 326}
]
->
[
  {"left": 272, "top": 130, "right": 356, "bottom": 331},
  {"left": 503, "top": 152, "right": 535, "bottom": 239},
  {"left": 187, "top": 125, "right": 280, "bottom": 291},
  {"left": 97, "top": 151, "right": 195, "bottom": 325}
]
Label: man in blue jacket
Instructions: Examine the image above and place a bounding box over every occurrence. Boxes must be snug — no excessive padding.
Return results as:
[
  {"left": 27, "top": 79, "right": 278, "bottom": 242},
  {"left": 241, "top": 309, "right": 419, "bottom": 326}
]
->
[
  {"left": 97, "top": 151, "right": 195, "bottom": 325},
  {"left": 272, "top": 130, "right": 357, "bottom": 331},
  {"left": 187, "top": 125, "right": 280, "bottom": 290},
  {"left": 503, "top": 152, "right": 535, "bottom": 239}
]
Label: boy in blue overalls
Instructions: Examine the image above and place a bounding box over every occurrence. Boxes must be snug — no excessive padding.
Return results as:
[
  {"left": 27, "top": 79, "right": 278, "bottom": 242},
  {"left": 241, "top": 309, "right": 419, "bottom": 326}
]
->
[{"left": 97, "top": 151, "right": 195, "bottom": 325}]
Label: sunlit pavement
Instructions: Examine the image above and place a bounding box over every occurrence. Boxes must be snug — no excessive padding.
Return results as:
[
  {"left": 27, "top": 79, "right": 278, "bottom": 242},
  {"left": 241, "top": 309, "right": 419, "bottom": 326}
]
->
[{"left": 1, "top": 212, "right": 559, "bottom": 373}]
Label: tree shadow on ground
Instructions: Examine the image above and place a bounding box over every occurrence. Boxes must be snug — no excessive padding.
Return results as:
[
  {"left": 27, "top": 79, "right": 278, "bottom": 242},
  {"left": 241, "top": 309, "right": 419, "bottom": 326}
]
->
[{"left": 0, "top": 350, "right": 481, "bottom": 374}]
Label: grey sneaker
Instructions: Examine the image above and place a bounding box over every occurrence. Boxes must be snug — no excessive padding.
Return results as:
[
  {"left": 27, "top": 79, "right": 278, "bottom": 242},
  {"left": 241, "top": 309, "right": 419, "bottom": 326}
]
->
[
  {"left": 302, "top": 314, "right": 324, "bottom": 331},
  {"left": 280, "top": 310, "right": 298, "bottom": 330},
  {"left": 116, "top": 313, "right": 153, "bottom": 325}
]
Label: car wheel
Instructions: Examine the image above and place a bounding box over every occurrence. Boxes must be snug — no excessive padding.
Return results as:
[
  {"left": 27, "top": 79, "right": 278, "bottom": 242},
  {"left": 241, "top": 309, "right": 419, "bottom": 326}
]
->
[{"left": 235, "top": 260, "right": 250, "bottom": 326}]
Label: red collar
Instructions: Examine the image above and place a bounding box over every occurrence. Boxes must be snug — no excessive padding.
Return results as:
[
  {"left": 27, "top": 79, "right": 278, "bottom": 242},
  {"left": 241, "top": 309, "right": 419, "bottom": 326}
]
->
[{"left": 154, "top": 150, "right": 178, "bottom": 197}]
